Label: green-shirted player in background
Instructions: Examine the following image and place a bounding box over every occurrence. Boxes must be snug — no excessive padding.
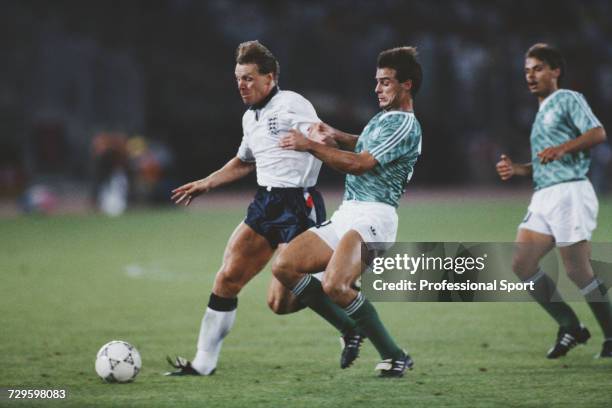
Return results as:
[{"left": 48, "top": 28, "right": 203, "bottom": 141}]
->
[
  {"left": 496, "top": 43, "right": 611, "bottom": 358},
  {"left": 273, "top": 46, "right": 422, "bottom": 377}
]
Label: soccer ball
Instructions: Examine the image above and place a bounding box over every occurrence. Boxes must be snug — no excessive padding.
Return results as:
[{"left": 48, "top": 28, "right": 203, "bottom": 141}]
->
[{"left": 95, "top": 340, "right": 142, "bottom": 383}]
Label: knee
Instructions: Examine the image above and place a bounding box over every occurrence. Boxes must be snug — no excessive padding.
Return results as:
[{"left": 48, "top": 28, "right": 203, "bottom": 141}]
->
[
  {"left": 267, "top": 291, "right": 304, "bottom": 315},
  {"left": 511, "top": 255, "right": 535, "bottom": 280},
  {"left": 272, "top": 254, "right": 297, "bottom": 283},
  {"left": 266, "top": 296, "right": 290, "bottom": 315},
  {"left": 266, "top": 296, "right": 284, "bottom": 314},
  {"left": 322, "top": 274, "right": 351, "bottom": 303},
  {"left": 215, "top": 266, "right": 245, "bottom": 296}
]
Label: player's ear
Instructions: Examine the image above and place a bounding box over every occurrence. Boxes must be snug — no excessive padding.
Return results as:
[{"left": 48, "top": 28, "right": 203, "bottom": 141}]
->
[
  {"left": 265, "top": 72, "right": 275, "bottom": 86},
  {"left": 551, "top": 67, "right": 561, "bottom": 80},
  {"left": 401, "top": 79, "right": 413, "bottom": 93}
]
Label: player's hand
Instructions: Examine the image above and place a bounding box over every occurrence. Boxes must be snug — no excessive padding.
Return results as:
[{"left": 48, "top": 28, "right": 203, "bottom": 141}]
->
[
  {"left": 279, "top": 129, "right": 312, "bottom": 151},
  {"left": 171, "top": 179, "right": 211, "bottom": 206},
  {"left": 308, "top": 122, "right": 339, "bottom": 148},
  {"left": 537, "top": 145, "right": 566, "bottom": 164},
  {"left": 496, "top": 154, "right": 514, "bottom": 180}
]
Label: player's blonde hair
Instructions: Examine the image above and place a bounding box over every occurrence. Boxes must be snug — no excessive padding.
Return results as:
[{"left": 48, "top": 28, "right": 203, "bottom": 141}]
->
[{"left": 236, "top": 41, "right": 280, "bottom": 80}]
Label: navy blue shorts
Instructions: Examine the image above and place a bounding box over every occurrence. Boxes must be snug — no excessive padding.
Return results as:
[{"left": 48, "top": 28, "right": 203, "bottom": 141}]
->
[{"left": 244, "top": 187, "right": 326, "bottom": 248}]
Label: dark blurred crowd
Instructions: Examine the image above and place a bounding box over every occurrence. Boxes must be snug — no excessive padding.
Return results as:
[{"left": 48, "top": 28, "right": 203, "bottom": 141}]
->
[{"left": 1, "top": 0, "right": 611, "bottom": 210}]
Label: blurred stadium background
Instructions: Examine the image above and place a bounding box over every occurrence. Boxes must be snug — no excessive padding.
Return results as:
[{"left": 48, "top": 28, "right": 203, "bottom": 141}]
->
[{"left": 1, "top": 0, "right": 612, "bottom": 216}]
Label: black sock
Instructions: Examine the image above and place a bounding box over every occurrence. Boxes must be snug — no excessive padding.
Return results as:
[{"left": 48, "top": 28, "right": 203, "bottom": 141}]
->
[
  {"left": 582, "top": 279, "right": 612, "bottom": 338},
  {"left": 524, "top": 269, "right": 580, "bottom": 329},
  {"left": 345, "top": 293, "right": 403, "bottom": 360},
  {"left": 208, "top": 293, "right": 238, "bottom": 311}
]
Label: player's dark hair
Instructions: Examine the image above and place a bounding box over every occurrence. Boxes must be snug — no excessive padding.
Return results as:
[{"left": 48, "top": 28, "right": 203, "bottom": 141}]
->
[
  {"left": 377, "top": 46, "right": 422, "bottom": 96},
  {"left": 525, "top": 43, "right": 566, "bottom": 86},
  {"left": 236, "top": 40, "right": 280, "bottom": 80}
]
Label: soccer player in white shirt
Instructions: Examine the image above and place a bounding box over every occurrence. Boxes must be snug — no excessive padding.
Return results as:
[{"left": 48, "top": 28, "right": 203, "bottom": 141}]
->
[{"left": 166, "top": 41, "right": 362, "bottom": 376}]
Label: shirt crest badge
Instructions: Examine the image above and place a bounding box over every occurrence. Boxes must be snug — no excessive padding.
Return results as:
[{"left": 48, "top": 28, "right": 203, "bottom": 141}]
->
[
  {"left": 542, "top": 110, "right": 555, "bottom": 126},
  {"left": 268, "top": 115, "right": 279, "bottom": 136},
  {"left": 370, "top": 127, "right": 381, "bottom": 140}
]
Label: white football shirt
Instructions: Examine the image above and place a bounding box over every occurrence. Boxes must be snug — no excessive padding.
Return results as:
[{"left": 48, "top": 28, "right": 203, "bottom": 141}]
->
[{"left": 237, "top": 89, "right": 322, "bottom": 188}]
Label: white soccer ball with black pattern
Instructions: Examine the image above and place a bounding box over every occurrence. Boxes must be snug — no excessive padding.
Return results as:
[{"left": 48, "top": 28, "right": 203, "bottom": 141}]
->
[{"left": 95, "top": 340, "right": 142, "bottom": 383}]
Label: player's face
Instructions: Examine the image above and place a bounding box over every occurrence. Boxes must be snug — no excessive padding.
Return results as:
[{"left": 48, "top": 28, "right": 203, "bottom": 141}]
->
[
  {"left": 524, "top": 57, "right": 560, "bottom": 97},
  {"left": 235, "top": 63, "right": 275, "bottom": 106},
  {"left": 375, "top": 68, "right": 407, "bottom": 110}
]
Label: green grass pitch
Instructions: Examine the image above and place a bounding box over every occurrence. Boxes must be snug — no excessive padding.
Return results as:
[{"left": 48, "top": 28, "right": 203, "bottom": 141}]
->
[{"left": 1, "top": 195, "right": 611, "bottom": 407}]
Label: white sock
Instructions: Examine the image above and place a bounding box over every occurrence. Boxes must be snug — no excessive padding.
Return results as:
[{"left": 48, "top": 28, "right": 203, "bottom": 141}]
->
[{"left": 191, "top": 307, "right": 236, "bottom": 375}]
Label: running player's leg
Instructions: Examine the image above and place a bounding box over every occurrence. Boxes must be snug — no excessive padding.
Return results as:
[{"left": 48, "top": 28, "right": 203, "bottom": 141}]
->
[
  {"left": 559, "top": 241, "right": 595, "bottom": 288},
  {"left": 560, "top": 241, "right": 612, "bottom": 357},
  {"left": 266, "top": 242, "right": 322, "bottom": 315},
  {"left": 514, "top": 227, "right": 588, "bottom": 358},
  {"left": 272, "top": 230, "right": 357, "bottom": 335},
  {"left": 273, "top": 233, "right": 365, "bottom": 368},
  {"left": 187, "top": 222, "right": 275, "bottom": 375},
  {"left": 514, "top": 228, "right": 581, "bottom": 331},
  {"left": 273, "top": 230, "right": 332, "bottom": 285},
  {"left": 211, "top": 222, "right": 275, "bottom": 296},
  {"left": 513, "top": 228, "right": 554, "bottom": 280},
  {"left": 323, "top": 230, "right": 404, "bottom": 363}
]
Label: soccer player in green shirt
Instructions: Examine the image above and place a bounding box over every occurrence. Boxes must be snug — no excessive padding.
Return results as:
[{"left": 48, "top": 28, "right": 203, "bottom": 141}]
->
[
  {"left": 273, "top": 46, "right": 422, "bottom": 377},
  {"left": 496, "top": 43, "right": 611, "bottom": 358}
]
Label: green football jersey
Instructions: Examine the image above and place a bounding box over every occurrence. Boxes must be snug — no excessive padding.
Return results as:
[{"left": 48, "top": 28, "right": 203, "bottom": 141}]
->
[
  {"left": 344, "top": 110, "right": 422, "bottom": 207},
  {"left": 530, "top": 89, "right": 602, "bottom": 190}
]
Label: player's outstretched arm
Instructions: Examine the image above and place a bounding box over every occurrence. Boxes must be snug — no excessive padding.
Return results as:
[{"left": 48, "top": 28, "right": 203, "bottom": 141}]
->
[
  {"left": 537, "top": 126, "right": 607, "bottom": 164},
  {"left": 171, "top": 157, "right": 255, "bottom": 206},
  {"left": 280, "top": 129, "right": 376, "bottom": 175},
  {"left": 495, "top": 154, "right": 532, "bottom": 180},
  {"left": 308, "top": 122, "right": 359, "bottom": 151}
]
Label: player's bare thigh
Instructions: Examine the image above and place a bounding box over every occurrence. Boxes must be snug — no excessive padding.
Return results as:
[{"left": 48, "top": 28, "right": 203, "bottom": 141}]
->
[
  {"left": 322, "top": 230, "right": 364, "bottom": 307},
  {"left": 272, "top": 230, "right": 333, "bottom": 287},
  {"left": 212, "top": 222, "right": 275, "bottom": 298},
  {"left": 559, "top": 240, "right": 595, "bottom": 288},
  {"left": 512, "top": 228, "right": 555, "bottom": 280}
]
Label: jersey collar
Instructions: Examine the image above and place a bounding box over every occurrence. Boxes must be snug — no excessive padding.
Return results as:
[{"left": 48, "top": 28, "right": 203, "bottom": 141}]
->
[
  {"left": 382, "top": 108, "right": 413, "bottom": 113},
  {"left": 538, "top": 89, "right": 562, "bottom": 112},
  {"left": 249, "top": 86, "right": 279, "bottom": 111}
]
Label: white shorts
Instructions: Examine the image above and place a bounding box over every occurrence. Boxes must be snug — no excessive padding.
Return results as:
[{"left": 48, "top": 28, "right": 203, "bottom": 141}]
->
[
  {"left": 519, "top": 180, "right": 598, "bottom": 246},
  {"left": 310, "top": 200, "right": 398, "bottom": 250}
]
